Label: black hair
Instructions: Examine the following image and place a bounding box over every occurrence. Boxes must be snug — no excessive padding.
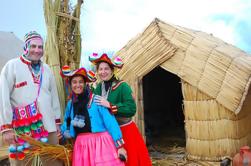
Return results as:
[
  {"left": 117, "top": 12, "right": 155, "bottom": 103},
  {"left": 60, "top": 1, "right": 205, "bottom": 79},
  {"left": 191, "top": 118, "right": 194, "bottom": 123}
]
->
[{"left": 69, "top": 74, "right": 86, "bottom": 85}]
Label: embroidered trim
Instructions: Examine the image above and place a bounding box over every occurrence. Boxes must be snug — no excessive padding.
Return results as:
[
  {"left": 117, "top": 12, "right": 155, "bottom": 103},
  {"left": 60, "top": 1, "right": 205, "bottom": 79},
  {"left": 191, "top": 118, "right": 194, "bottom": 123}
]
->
[
  {"left": 112, "top": 81, "right": 125, "bottom": 91},
  {"left": 28, "top": 65, "right": 42, "bottom": 84},
  {"left": 20, "top": 55, "right": 31, "bottom": 65},
  {"left": 13, "top": 101, "right": 39, "bottom": 121},
  {"left": 15, "top": 81, "right": 27, "bottom": 88},
  {"left": 88, "top": 92, "right": 94, "bottom": 108},
  {"left": 0, "top": 124, "right": 12, "bottom": 132},
  {"left": 55, "top": 119, "right": 61, "bottom": 124},
  {"left": 20, "top": 55, "right": 43, "bottom": 84},
  {"left": 101, "top": 82, "right": 111, "bottom": 99},
  {"left": 115, "top": 138, "right": 125, "bottom": 148},
  {"left": 1, "top": 128, "right": 13, "bottom": 133},
  {"left": 109, "top": 103, "right": 118, "bottom": 114}
]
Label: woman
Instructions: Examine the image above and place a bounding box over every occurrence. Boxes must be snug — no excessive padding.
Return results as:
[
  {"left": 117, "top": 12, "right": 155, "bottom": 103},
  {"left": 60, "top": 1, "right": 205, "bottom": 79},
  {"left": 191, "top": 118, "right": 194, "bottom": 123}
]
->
[
  {"left": 60, "top": 65, "right": 126, "bottom": 166},
  {"left": 89, "top": 53, "right": 152, "bottom": 166}
]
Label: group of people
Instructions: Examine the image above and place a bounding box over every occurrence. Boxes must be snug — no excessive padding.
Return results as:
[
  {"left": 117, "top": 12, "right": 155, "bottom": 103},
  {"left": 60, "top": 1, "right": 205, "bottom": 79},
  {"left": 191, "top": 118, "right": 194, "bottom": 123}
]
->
[{"left": 0, "top": 31, "right": 152, "bottom": 166}]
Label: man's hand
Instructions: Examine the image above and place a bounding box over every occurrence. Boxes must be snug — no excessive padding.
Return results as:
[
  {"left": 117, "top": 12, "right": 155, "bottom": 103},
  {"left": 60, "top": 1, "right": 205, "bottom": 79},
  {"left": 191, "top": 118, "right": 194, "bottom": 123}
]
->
[{"left": 2, "top": 130, "right": 16, "bottom": 145}]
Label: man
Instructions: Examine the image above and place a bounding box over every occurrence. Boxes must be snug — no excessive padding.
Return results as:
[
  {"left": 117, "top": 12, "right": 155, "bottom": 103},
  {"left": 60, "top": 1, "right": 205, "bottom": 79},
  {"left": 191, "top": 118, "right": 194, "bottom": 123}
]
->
[{"left": 0, "top": 31, "right": 62, "bottom": 166}]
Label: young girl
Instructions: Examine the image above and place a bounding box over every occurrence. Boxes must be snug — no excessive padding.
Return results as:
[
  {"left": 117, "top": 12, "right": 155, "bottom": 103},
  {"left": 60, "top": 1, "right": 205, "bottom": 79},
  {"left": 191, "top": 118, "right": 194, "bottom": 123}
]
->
[
  {"left": 60, "top": 66, "right": 126, "bottom": 166},
  {"left": 89, "top": 53, "right": 152, "bottom": 166}
]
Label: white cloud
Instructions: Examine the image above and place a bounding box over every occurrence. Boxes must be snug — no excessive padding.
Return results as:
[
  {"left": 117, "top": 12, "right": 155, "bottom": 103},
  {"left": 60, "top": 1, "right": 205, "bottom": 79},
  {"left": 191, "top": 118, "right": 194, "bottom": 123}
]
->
[{"left": 80, "top": 0, "right": 251, "bottom": 67}]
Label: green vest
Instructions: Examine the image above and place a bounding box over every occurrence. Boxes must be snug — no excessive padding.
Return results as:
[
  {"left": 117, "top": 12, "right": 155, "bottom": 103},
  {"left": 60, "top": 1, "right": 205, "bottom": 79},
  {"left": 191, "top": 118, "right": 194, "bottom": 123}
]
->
[{"left": 94, "top": 81, "right": 136, "bottom": 117}]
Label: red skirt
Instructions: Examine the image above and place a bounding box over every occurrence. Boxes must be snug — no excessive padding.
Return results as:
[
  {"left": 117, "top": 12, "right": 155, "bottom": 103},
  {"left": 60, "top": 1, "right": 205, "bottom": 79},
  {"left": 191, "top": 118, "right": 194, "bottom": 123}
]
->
[{"left": 120, "top": 121, "right": 152, "bottom": 166}]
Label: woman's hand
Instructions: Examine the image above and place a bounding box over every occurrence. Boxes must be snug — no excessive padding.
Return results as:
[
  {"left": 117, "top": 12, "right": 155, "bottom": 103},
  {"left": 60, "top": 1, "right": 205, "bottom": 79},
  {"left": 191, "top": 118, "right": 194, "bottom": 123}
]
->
[
  {"left": 56, "top": 124, "right": 62, "bottom": 140},
  {"left": 94, "top": 95, "right": 110, "bottom": 108},
  {"left": 118, "top": 147, "right": 127, "bottom": 162}
]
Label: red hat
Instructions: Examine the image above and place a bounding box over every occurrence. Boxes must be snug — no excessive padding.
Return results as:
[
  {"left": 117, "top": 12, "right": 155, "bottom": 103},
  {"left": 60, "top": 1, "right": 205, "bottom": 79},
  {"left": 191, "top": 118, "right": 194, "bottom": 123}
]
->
[
  {"left": 60, "top": 65, "right": 96, "bottom": 82},
  {"left": 89, "top": 53, "right": 123, "bottom": 69}
]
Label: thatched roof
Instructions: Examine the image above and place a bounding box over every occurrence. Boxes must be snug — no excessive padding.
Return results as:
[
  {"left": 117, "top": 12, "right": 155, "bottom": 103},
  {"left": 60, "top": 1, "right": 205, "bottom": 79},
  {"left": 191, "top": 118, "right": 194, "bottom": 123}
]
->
[
  {"left": 116, "top": 18, "right": 251, "bottom": 114},
  {"left": 0, "top": 31, "right": 23, "bottom": 71}
]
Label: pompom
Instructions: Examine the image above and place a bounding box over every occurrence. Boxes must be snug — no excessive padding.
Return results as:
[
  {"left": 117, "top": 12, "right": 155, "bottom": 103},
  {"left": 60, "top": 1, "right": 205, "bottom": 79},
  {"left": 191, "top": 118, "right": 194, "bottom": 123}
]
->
[
  {"left": 33, "top": 133, "right": 40, "bottom": 140},
  {"left": 16, "top": 138, "right": 26, "bottom": 145},
  {"left": 9, "top": 153, "right": 16, "bottom": 159},
  {"left": 31, "top": 123, "right": 37, "bottom": 130},
  {"left": 24, "top": 118, "right": 31, "bottom": 126},
  {"left": 9, "top": 145, "right": 16, "bottom": 153},
  {"left": 36, "top": 121, "right": 43, "bottom": 128},
  {"left": 41, "top": 130, "right": 49, "bottom": 137},
  {"left": 17, "top": 145, "right": 24, "bottom": 152},
  {"left": 23, "top": 126, "right": 31, "bottom": 133},
  {"left": 37, "top": 113, "right": 43, "bottom": 120},
  {"left": 31, "top": 116, "right": 38, "bottom": 123},
  {"left": 12, "top": 120, "right": 18, "bottom": 128},
  {"left": 23, "top": 148, "right": 30, "bottom": 154},
  {"left": 18, "top": 119, "right": 25, "bottom": 127},
  {"left": 17, "top": 152, "right": 25, "bottom": 160},
  {"left": 16, "top": 128, "right": 24, "bottom": 135},
  {"left": 23, "top": 142, "right": 30, "bottom": 149},
  {"left": 40, "top": 137, "right": 48, "bottom": 143}
]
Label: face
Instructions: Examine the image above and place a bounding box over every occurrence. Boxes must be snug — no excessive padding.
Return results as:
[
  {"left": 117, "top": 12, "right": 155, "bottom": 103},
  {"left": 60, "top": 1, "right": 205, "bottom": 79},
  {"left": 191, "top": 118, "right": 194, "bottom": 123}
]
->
[
  {"left": 97, "top": 62, "right": 113, "bottom": 81},
  {"left": 27, "top": 38, "right": 43, "bottom": 63},
  {"left": 71, "top": 75, "right": 85, "bottom": 95}
]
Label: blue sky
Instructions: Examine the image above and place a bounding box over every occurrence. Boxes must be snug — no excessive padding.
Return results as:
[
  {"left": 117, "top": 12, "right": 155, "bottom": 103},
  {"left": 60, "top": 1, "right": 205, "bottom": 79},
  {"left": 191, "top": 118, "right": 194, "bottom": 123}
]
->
[
  {"left": 0, "top": 0, "right": 45, "bottom": 39},
  {"left": 1, "top": 0, "right": 250, "bottom": 68}
]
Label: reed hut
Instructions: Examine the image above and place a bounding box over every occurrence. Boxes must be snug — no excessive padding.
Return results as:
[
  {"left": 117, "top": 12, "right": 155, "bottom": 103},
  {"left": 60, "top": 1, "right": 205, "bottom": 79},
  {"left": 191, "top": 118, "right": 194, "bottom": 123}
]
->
[{"left": 116, "top": 18, "right": 251, "bottom": 161}]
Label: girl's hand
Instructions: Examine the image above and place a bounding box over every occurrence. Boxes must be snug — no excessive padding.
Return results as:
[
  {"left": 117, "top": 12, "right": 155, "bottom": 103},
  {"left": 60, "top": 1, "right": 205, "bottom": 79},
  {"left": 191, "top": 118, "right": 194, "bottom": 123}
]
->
[
  {"left": 118, "top": 147, "right": 127, "bottom": 162},
  {"left": 94, "top": 95, "right": 110, "bottom": 108}
]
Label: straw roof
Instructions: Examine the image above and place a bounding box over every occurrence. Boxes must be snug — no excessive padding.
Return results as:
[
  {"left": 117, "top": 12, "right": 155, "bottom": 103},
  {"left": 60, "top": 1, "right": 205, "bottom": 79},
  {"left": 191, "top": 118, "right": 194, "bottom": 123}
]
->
[
  {"left": 116, "top": 18, "right": 251, "bottom": 115},
  {"left": 0, "top": 31, "right": 23, "bottom": 71}
]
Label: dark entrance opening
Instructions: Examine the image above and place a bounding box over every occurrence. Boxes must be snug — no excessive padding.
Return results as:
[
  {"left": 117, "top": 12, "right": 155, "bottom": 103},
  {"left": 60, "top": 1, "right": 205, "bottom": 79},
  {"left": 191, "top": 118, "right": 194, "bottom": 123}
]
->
[{"left": 143, "top": 66, "right": 185, "bottom": 152}]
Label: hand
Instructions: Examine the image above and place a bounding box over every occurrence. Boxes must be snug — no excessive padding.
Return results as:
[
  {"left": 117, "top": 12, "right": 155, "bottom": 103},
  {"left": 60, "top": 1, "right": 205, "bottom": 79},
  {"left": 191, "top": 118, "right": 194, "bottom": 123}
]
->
[
  {"left": 56, "top": 124, "right": 62, "bottom": 140},
  {"left": 118, "top": 147, "right": 127, "bottom": 162},
  {"left": 2, "top": 130, "right": 16, "bottom": 145},
  {"left": 94, "top": 95, "right": 110, "bottom": 108}
]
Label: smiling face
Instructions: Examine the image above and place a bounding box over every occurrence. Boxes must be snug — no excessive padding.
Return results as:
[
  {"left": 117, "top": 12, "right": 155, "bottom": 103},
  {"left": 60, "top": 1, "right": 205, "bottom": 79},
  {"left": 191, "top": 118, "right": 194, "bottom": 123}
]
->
[
  {"left": 27, "top": 38, "right": 43, "bottom": 63},
  {"left": 71, "top": 75, "right": 85, "bottom": 95},
  {"left": 97, "top": 62, "right": 114, "bottom": 81}
]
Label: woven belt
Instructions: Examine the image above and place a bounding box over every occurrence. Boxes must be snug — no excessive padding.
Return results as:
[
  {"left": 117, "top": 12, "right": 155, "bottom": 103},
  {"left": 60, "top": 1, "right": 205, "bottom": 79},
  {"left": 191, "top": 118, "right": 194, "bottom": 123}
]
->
[{"left": 116, "top": 117, "right": 132, "bottom": 125}]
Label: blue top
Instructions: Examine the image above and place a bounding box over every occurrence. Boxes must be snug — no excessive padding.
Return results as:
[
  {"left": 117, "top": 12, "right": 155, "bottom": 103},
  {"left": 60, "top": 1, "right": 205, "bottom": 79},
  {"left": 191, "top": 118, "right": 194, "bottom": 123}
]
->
[{"left": 61, "top": 94, "right": 124, "bottom": 148}]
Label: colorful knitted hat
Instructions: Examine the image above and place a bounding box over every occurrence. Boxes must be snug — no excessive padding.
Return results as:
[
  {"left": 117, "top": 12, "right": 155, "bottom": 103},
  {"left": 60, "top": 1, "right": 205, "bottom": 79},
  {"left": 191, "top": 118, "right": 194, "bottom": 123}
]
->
[
  {"left": 24, "top": 31, "right": 43, "bottom": 43},
  {"left": 23, "top": 31, "right": 43, "bottom": 57},
  {"left": 61, "top": 65, "right": 96, "bottom": 82},
  {"left": 89, "top": 53, "right": 123, "bottom": 69}
]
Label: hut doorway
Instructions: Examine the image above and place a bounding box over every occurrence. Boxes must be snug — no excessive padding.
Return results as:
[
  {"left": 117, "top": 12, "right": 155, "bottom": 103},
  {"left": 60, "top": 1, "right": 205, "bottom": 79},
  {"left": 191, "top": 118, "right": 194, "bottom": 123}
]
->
[{"left": 143, "top": 66, "right": 185, "bottom": 151}]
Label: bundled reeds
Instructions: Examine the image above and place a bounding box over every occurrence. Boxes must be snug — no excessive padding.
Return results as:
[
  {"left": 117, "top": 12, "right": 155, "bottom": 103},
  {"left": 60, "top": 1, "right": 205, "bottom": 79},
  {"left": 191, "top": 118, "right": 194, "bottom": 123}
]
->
[
  {"left": 56, "top": 0, "right": 83, "bottom": 69},
  {"left": 20, "top": 135, "right": 72, "bottom": 166},
  {"left": 43, "top": 0, "right": 83, "bottom": 115},
  {"left": 43, "top": 0, "right": 66, "bottom": 116}
]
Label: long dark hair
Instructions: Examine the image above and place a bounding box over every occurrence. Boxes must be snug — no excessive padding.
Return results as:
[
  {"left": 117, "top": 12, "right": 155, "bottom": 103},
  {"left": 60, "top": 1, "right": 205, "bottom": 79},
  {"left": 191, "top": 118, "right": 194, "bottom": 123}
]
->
[{"left": 69, "top": 75, "right": 90, "bottom": 115}]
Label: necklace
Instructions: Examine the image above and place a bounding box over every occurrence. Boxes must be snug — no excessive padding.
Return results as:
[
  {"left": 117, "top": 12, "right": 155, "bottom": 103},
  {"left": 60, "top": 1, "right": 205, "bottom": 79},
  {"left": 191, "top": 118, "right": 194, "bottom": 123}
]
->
[{"left": 101, "top": 82, "right": 111, "bottom": 99}]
